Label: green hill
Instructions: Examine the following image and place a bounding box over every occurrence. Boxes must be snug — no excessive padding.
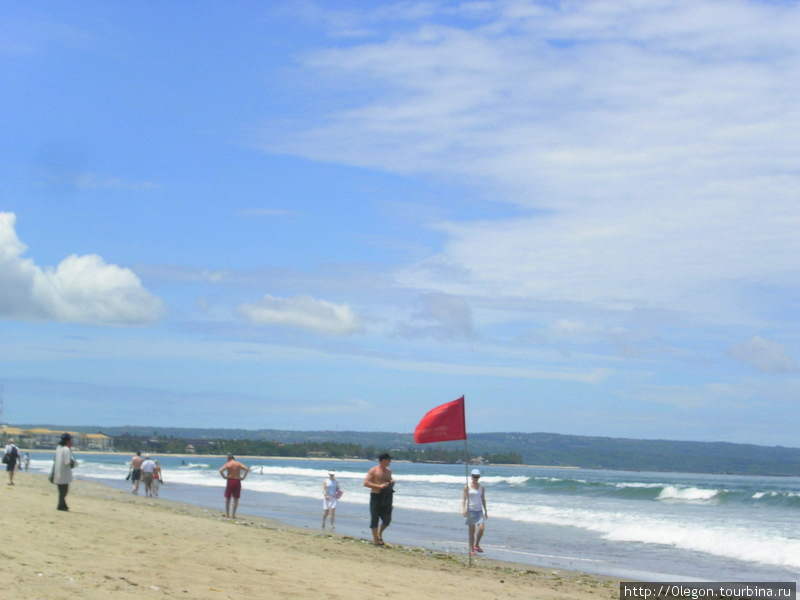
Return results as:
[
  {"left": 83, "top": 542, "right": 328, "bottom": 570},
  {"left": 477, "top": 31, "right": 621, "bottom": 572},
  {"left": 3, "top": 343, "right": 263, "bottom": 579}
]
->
[{"left": 18, "top": 425, "right": 799, "bottom": 476}]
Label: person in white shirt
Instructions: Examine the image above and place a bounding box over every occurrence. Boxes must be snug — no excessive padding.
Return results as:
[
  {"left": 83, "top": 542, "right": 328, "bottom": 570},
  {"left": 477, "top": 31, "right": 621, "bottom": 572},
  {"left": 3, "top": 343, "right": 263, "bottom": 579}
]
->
[
  {"left": 141, "top": 456, "right": 157, "bottom": 497},
  {"left": 53, "top": 433, "right": 75, "bottom": 511},
  {"left": 322, "top": 470, "right": 341, "bottom": 530},
  {"left": 462, "top": 469, "right": 488, "bottom": 555}
]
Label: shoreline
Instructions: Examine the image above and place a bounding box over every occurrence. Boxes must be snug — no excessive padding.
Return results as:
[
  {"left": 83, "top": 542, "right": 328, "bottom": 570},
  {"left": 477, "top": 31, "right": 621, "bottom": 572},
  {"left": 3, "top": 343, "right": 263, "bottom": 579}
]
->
[
  {"left": 25, "top": 448, "right": 579, "bottom": 470},
  {"left": 2, "top": 471, "right": 620, "bottom": 599}
]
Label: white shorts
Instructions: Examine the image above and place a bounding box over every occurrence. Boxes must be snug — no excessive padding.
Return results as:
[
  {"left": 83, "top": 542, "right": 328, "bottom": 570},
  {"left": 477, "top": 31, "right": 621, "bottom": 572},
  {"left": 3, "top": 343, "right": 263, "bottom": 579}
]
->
[{"left": 323, "top": 497, "right": 338, "bottom": 510}]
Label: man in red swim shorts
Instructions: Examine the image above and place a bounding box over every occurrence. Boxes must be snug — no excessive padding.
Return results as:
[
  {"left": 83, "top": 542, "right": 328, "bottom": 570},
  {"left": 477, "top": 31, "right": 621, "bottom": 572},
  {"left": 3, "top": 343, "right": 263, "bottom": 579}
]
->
[{"left": 219, "top": 454, "right": 250, "bottom": 519}]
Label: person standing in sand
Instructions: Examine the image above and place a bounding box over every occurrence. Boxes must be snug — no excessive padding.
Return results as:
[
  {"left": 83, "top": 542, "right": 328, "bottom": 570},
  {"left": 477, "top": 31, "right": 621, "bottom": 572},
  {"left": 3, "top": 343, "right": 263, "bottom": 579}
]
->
[
  {"left": 3, "top": 439, "right": 20, "bottom": 485},
  {"left": 52, "top": 433, "right": 75, "bottom": 511},
  {"left": 219, "top": 454, "right": 249, "bottom": 519},
  {"left": 462, "top": 468, "right": 488, "bottom": 555},
  {"left": 152, "top": 460, "right": 163, "bottom": 497},
  {"left": 141, "top": 455, "right": 156, "bottom": 497},
  {"left": 129, "top": 451, "right": 143, "bottom": 495},
  {"left": 322, "top": 469, "right": 341, "bottom": 531},
  {"left": 363, "top": 453, "right": 395, "bottom": 546}
]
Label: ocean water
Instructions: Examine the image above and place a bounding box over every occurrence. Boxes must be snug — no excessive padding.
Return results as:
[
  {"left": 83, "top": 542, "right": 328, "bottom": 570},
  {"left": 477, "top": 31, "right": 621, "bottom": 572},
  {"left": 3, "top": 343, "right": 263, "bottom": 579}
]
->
[{"left": 28, "top": 453, "right": 800, "bottom": 583}]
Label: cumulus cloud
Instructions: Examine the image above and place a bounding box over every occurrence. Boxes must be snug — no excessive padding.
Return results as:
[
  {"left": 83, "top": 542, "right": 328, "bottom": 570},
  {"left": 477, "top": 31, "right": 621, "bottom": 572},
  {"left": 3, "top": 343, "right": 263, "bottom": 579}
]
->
[
  {"left": 238, "top": 294, "right": 364, "bottom": 336},
  {"left": 0, "top": 212, "right": 164, "bottom": 325},
  {"left": 728, "top": 336, "right": 798, "bottom": 374}
]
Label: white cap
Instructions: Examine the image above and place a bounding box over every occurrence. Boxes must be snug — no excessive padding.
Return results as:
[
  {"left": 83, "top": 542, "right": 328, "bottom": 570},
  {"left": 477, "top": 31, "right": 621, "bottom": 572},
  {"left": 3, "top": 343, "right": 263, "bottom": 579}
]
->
[{"left": 471, "top": 469, "right": 481, "bottom": 476}]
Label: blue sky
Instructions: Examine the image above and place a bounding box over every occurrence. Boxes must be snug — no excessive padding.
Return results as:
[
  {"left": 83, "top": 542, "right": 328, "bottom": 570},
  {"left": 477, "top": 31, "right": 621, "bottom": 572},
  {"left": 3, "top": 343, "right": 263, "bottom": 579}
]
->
[{"left": 1, "top": 1, "right": 798, "bottom": 445}]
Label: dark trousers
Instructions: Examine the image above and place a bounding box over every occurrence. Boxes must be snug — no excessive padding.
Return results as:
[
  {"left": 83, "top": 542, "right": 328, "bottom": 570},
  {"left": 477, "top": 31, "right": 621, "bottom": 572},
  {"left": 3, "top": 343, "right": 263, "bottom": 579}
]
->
[{"left": 57, "top": 483, "right": 69, "bottom": 510}]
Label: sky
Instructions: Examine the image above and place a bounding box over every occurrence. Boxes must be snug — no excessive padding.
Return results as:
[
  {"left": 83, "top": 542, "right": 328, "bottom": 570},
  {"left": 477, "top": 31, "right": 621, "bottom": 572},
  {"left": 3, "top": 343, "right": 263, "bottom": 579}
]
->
[{"left": 1, "top": 0, "right": 798, "bottom": 446}]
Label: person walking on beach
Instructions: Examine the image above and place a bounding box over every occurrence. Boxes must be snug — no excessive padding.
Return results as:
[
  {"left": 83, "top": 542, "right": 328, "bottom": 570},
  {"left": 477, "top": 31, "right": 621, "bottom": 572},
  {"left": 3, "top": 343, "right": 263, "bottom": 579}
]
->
[
  {"left": 141, "top": 455, "right": 156, "bottom": 497},
  {"left": 219, "top": 454, "right": 249, "bottom": 519},
  {"left": 152, "top": 460, "right": 163, "bottom": 497},
  {"left": 24, "top": 452, "right": 30, "bottom": 471},
  {"left": 322, "top": 469, "right": 341, "bottom": 531},
  {"left": 129, "top": 451, "right": 143, "bottom": 495},
  {"left": 52, "top": 433, "right": 75, "bottom": 511},
  {"left": 3, "top": 439, "right": 20, "bottom": 485},
  {"left": 363, "top": 453, "right": 394, "bottom": 546},
  {"left": 462, "top": 469, "right": 488, "bottom": 555}
]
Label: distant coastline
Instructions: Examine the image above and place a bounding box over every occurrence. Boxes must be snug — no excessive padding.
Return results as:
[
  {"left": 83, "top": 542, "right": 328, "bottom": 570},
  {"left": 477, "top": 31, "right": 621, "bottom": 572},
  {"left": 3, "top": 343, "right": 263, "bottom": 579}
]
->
[{"left": 8, "top": 425, "right": 799, "bottom": 476}]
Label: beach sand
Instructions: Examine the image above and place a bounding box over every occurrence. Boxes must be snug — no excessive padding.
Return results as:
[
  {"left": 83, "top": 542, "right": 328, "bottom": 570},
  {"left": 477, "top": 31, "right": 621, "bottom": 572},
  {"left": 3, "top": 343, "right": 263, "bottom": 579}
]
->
[{"left": 2, "top": 471, "right": 619, "bottom": 600}]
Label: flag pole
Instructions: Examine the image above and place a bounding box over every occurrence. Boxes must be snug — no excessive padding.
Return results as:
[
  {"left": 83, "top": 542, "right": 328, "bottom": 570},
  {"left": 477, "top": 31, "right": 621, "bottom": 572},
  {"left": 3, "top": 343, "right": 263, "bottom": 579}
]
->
[
  {"left": 464, "top": 434, "right": 472, "bottom": 566},
  {"left": 412, "top": 395, "right": 470, "bottom": 565},
  {"left": 462, "top": 396, "right": 472, "bottom": 566}
]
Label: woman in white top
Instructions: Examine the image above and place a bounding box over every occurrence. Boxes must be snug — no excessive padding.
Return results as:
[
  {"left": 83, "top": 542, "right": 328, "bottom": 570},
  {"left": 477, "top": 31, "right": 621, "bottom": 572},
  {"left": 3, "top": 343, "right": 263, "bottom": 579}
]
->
[
  {"left": 462, "top": 469, "right": 488, "bottom": 555},
  {"left": 322, "top": 470, "right": 341, "bottom": 530}
]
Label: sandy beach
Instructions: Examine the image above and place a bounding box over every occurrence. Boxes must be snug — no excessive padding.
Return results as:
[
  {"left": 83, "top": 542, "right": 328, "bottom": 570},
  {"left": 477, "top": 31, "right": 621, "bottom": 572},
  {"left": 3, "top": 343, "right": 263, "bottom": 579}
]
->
[{"left": 1, "top": 470, "right": 619, "bottom": 600}]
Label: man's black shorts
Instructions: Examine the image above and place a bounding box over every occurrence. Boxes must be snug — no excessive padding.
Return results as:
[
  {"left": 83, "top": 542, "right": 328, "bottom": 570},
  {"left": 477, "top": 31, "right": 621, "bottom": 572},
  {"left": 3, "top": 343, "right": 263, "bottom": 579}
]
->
[{"left": 370, "top": 490, "right": 393, "bottom": 528}]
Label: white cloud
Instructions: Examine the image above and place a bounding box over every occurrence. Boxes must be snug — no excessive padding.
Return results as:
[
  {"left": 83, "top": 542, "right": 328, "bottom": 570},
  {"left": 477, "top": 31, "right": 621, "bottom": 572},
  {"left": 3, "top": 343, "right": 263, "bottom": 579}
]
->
[
  {"left": 263, "top": 0, "right": 800, "bottom": 322},
  {"left": 0, "top": 212, "right": 164, "bottom": 325},
  {"left": 396, "top": 201, "right": 800, "bottom": 317},
  {"left": 728, "top": 336, "right": 799, "bottom": 374},
  {"left": 238, "top": 294, "right": 364, "bottom": 336}
]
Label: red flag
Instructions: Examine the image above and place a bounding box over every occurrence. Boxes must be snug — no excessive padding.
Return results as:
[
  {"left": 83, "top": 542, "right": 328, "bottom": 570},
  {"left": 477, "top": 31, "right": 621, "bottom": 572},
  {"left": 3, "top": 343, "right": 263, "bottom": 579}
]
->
[{"left": 414, "top": 396, "right": 466, "bottom": 444}]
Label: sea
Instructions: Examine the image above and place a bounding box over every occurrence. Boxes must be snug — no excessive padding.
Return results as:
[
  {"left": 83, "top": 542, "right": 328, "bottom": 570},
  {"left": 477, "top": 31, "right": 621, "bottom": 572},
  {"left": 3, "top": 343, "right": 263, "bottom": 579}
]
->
[{"left": 27, "top": 453, "right": 799, "bottom": 583}]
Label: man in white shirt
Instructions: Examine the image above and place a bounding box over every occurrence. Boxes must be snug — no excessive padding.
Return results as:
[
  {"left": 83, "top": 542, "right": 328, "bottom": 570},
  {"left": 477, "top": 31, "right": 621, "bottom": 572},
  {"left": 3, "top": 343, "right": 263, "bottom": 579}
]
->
[{"left": 141, "top": 455, "right": 157, "bottom": 497}]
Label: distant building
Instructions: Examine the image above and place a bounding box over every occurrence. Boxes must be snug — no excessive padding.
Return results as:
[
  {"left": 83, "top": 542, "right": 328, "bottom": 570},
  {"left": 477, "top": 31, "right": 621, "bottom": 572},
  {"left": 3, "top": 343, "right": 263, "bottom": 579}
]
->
[
  {"left": 0, "top": 425, "right": 114, "bottom": 451},
  {"left": 85, "top": 433, "right": 114, "bottom": 451}
]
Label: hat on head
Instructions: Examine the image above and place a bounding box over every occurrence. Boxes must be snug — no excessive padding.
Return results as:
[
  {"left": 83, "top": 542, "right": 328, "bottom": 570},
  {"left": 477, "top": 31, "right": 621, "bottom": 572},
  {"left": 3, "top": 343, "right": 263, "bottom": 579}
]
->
[
  {"left": 60, "top": 433, "right": 72, "bottom": 443},
  {"left": 471, "top": 468, "right": 481, "bottom": 476},
  {"left": 328, "top": 469, "right": 335, "bottom": 475}
]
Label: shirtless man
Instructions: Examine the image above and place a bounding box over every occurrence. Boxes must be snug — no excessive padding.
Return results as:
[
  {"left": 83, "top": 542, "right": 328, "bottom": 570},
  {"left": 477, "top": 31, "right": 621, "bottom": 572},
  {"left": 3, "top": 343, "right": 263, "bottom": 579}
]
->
[
  {"left": 129, "top": 451, "right": 143, "bottom": 495},
  {"left": 363, "top": 452, "right": 395, "bottom": 546},
  {"left": 219, "top": 454, "right": 249, "bottom": 518}
]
